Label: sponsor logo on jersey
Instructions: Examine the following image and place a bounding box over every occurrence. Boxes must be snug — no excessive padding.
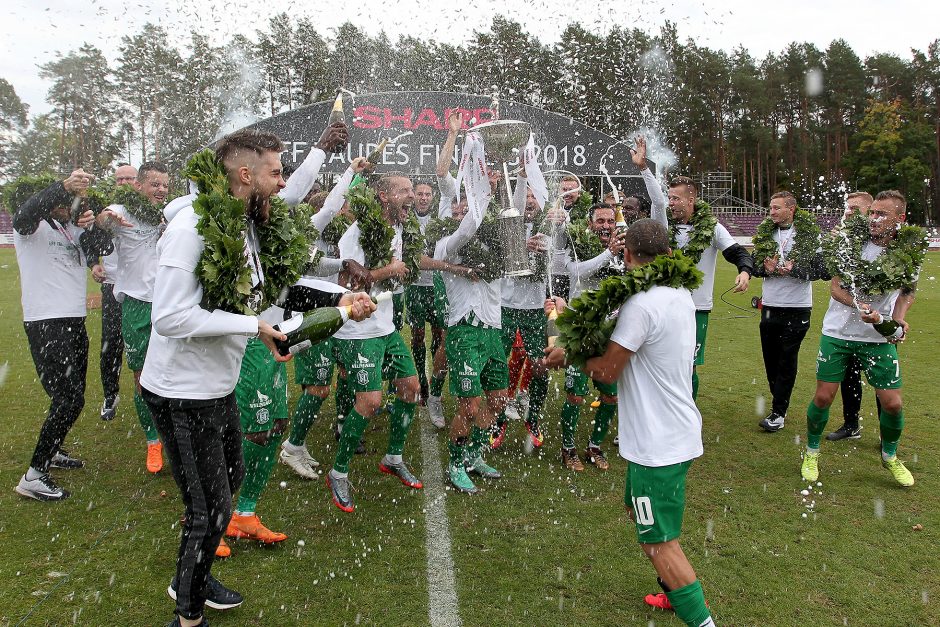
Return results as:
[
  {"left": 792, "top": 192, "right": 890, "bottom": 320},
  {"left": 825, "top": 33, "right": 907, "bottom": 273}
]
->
[
  {"left": 249, "top": 389, "right": 272, "bottom": 409},
  {"left": 353, "top": 352, "right": 375, "bottom": 368}
]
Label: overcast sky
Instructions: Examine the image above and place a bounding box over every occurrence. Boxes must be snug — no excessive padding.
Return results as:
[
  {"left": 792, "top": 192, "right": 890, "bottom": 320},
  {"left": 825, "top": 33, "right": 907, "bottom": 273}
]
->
[{"left": 3, "top": 0, "right": 938, "bottom": 117}]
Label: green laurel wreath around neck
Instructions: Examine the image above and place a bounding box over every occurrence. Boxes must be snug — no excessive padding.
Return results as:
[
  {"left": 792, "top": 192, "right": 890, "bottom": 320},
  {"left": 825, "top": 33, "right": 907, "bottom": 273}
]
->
[
  {"left": 556, "top": 250, "right": 703, "bottom": 368},
  {"left": 751, "top": 208, "right": 820, "bottom": 273},
  {"left": 822, "top": 213, "right": 927, "bottom": 296},
  {"left": 2, "top": 173, "right": 59, "bottom": 214},
  {"left": 668, "top": 200, "right": 717, "bottom": 265},
  {"left": 182, "top": 149, "right": 315, "bottom": 315},
  {"left": 110, "top": 184, "right": 164, "bottom": 226},
  {"left": 347, "top": 184, "right": 425, "bottom": 291},
  {"left": 567, "top": 217, "right": 619, "bottom": 281}
]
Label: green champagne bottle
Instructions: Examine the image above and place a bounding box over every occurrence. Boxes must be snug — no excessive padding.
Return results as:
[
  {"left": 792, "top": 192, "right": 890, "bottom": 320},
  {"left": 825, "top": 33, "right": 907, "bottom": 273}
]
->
[
  {"left": 870, "top": 310, "right": 905, "bottom": 341},
  {"left": 274, "top": 305, "right": 351, "bottom": 356}
]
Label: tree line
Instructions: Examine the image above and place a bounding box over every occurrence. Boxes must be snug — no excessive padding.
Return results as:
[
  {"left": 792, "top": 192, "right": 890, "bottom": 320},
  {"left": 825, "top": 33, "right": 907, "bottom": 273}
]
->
[{"left": 0, "top": 16, "right": 937, "bottom": 223}]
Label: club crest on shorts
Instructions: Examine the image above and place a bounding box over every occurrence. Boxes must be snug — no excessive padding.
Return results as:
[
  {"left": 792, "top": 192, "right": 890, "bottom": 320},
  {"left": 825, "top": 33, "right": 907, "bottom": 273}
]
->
[
  {"left": 256, "top": 407, "right": 270, "bottom": 424},
  {"left": 357, "top": 370, "right": 369, "bottom": 385}
]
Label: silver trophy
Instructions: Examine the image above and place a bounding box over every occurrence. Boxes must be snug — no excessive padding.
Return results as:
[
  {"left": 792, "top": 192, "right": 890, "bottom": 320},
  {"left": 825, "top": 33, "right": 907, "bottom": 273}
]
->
[{"left": 474, "top": 119, "right": 532, "bottom": 277}]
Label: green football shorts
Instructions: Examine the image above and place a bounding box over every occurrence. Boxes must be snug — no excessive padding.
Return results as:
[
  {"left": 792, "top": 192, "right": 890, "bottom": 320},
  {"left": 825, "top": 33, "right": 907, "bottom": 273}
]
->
[
  {"left": 236, "top": 338, "right": 289, "bottom": 433},
  {"left": 625, "top": 460, "right": 693, "bottom": 544},
  {"left": 446, "top": 322, "right": 508, "bottom": 397},
  {"left": 333, "top": 331, "right": 418, "bottom": 393},
  {"left": 293, "top": 337, "right": 335, "bottom": 388},
  {"left": 121, "top": 296, "right": 152, "bottom": 372},
  {"left": 816, "top": 334, "right": 902, "bottom": 389}
]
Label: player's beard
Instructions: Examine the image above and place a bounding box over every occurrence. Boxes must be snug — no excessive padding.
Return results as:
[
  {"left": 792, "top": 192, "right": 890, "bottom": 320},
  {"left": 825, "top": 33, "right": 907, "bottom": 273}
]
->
[{"left": 247, "top": 191, "right": 271, "bottom": 225}]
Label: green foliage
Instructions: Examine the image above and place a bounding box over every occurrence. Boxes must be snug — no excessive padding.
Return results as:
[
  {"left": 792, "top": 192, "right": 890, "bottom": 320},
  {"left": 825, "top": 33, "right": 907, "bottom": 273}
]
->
[
  {"left": 751, "top": 208, "right": 821, "bottom": 273},
  {"left": 184, "top": 149, "right": 312, "bottom": 315},
  {"left": 321, "top": 213, "right": 352, "bottom": 248},
  {"left": 556, "top": 251, "right": 703, "bottom": 367},
  {"left": 823, "top": 212, "right": 928, "bottom": 295},
  {"left": 668, "top": 200, "right": 717, "bottom": 265},
  {"left": 1, "top": 173, "right": 58, "bottom": 213},
  {"left": 424, "top": 214, "right": 504, "bottom": 282}
]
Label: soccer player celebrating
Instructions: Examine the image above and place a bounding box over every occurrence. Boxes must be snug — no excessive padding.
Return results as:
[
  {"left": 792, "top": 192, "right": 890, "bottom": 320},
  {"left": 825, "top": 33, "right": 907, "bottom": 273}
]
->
[
  {"left": 432, "top": 121, "right": 526, "bottom": 494},
  {"left": 326, "top": 174, "right": 425, "bottom": 513},
  {"left": 667, "top": 176, "right": 754, "bottom": 399},
  {"left": 141, "top": 129, "right": 373, "bottom": 626},
  {"left": 544, "top": 219, "right": 714, "bottom": 626},
  {"left": 98, "top": 161, "right": 171, "bottom": 473},
  {"left": 490, "top": 187, "right": 551, "bottom": 449},
  {"left": 224, "top": 126, "right": 353, "bottom": 548},
  {"left": 281, "top": 157, "right": 373, "bottom": 481},
  {"left": 751, "top": 191, "right": 827, "bottom": 433},
  {"left": 406, "top": 181, "right": 446, "bottom": 406},
  {"left": 13, "top": 171, "right": 119, "bottom": 501},
  {"left": 800, "top": 190, "right": 925, "bottom": 487}
]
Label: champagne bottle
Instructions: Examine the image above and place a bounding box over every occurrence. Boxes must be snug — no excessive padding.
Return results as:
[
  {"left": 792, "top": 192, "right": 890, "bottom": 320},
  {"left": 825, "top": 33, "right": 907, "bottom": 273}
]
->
[
  {"left": 274, "top": 306, "right": 351, "bottom": 356},
  {"left": 367, "top": 138, "right": 389, "bottom": 165},
  {"left": 614, "top": 206, "right": 628, "bottom": 232},
  {"left": 327, "top": 92, "right": 347, "bottom": 155},
  {"left": 546, "top": 307, "right": 560, "bottom": 348},
  {"left": 869, "top": 310, "right": 905, "bottom": 341}
]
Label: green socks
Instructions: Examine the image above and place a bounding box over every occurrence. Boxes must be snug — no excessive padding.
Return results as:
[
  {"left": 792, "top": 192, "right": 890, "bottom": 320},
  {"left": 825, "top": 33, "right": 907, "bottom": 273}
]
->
[
  {"left": 134, "top": 392, "right": 159, "bottom": 443},
  {"left": 466, "top": 426, "right": 489, "bottom": 461},
  {"left": 665, "top": 580, "right": 713, "bottom": 627},
  {"left": 590, "top": 402, "right": 617, "bottom": 447},
  {"left": 336, "top": 376, "right": 354, "bottom": 420},
  {"left": 448, "top": 438, "right": 467, "bottom": 468},
  {"left": 691, "top": 369, "right": 700, "bottom": 400},
  {"left": 528, "top": 373, "right": 548, "bottom": 423},
  {"left": 560, "top": 400, "right": 581, "bottom": 449},
  {"left": 430, "top": 374, "right": 446, "bottom": 398},
  {"left": 413, "top": 342, "right": 428, "bottom": 392},
  {"left": 879, "top": 408, "right": 904, "bottom": 458},
  {"left": 333, "top": 409, "right": 368, "bottom": 474},
  {"left": 236, "top": 435, "right": 282, "bottom": 514},
  {"left": 387, "top": 399, "right": 417, "bottom": 456},
  {"left": 288, "top": 393, "right": 324, "bottom": 447},
  {"left": 806, "top": 401, "right": 830, "bottom": 450}
]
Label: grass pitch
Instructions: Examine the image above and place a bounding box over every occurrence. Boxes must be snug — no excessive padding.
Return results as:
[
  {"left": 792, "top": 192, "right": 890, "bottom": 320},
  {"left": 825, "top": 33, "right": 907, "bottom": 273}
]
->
[{"left": 0, "top": 247, "right": 938, "bottom": 626}]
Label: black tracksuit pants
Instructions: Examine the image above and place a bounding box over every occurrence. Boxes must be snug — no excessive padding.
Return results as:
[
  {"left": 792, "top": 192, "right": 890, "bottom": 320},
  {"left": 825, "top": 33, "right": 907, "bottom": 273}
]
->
[
  {"left": 143, "top": 389, "right": 244, "bottom": 620},
  {"left": 759, "top": 307, "right": 811, "bottom": 416},
  {"left": 99, "top": 283, "right": 123, "bottom": 401},
  {"left": 24, "top": 317, "right": 88, "bottom": 471}
]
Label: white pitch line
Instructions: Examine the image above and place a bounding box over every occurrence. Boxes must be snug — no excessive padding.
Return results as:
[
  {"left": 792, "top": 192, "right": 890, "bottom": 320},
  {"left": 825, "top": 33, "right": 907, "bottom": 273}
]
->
[{"left": 419, "top": 414, "right": 462, "bottom": 627}]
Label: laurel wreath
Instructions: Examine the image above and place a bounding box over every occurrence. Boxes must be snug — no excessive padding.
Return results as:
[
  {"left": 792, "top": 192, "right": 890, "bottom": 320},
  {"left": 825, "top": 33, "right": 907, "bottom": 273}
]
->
[
  {"left": 321, "top": 213, "right": 352, "bottom": 250},
  {"left": 568, "top": 191, "right": 593, "bottom": 222},
  {"left": 347, "top": 184, "right": 424, "bottom": 291},
  {"left": 751, "top": 208, "right": 820, "bottom": 274},
  {"left": 555, "top": 251, "right": 703, "bottom": 367},
  {"left": 668, "top": 200, "right": 717, "bottom": 264},
  {"left": 108, "top": 184, "right": 164, "bottom": 226},
  {"left": 2, "top": 174, "right": 60, "bottom": 214},
  {"left": 425, "top": 213, "right": 505, "bottom": 282},
  {"left": 181, "top": 149, "right": 314, "bottom": 315},
  {"left": 823, "top": 213, "right": 927, "bottom": 296}
]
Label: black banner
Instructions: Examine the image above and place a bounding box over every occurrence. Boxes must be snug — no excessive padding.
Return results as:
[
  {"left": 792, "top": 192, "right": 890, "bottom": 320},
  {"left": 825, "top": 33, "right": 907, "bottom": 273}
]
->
[{"left": 245, "top": 91, "right": 650, "bottom": 180}]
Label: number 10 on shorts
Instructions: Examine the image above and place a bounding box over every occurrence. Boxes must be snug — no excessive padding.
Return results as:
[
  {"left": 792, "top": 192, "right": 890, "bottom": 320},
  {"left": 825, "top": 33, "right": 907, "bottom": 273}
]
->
[{"left": 632, "top": 496, "right": 655, "bottom": 526}]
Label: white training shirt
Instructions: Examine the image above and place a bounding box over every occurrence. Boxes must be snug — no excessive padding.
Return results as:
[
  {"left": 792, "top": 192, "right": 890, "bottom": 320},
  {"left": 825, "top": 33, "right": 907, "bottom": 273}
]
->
[
  {"left": 822, "top": 241, "right": 901, "bottom": 344},
  {"left": 610, "top": 285, "right": 704, "bottom": 467},
  {"left": 332, "top": 221, "right": 399, "bottom": 340},
  {"left": 675, "top": 223, "right": 738, "bottom": 311},
  {"left": 14, "top": 219, "right": 88, "bottom": 322},
  {"left": 101, "top": 249, "right": 119, "bottom": 286},
  {"left": 760, "top": 225, "right": 814, "bottom": 308},
  {"left": 140, "top": 205, "right": 259, "bottom": 400},
  {"left": 109, "top": 204, "right": 161, "bottom": 303}
]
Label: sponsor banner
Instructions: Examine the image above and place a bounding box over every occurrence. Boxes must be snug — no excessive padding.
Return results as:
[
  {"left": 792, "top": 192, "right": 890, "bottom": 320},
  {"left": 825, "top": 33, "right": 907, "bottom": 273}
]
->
[{"left": 245, "top": 91, "right": 647, "bottom": 179}]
